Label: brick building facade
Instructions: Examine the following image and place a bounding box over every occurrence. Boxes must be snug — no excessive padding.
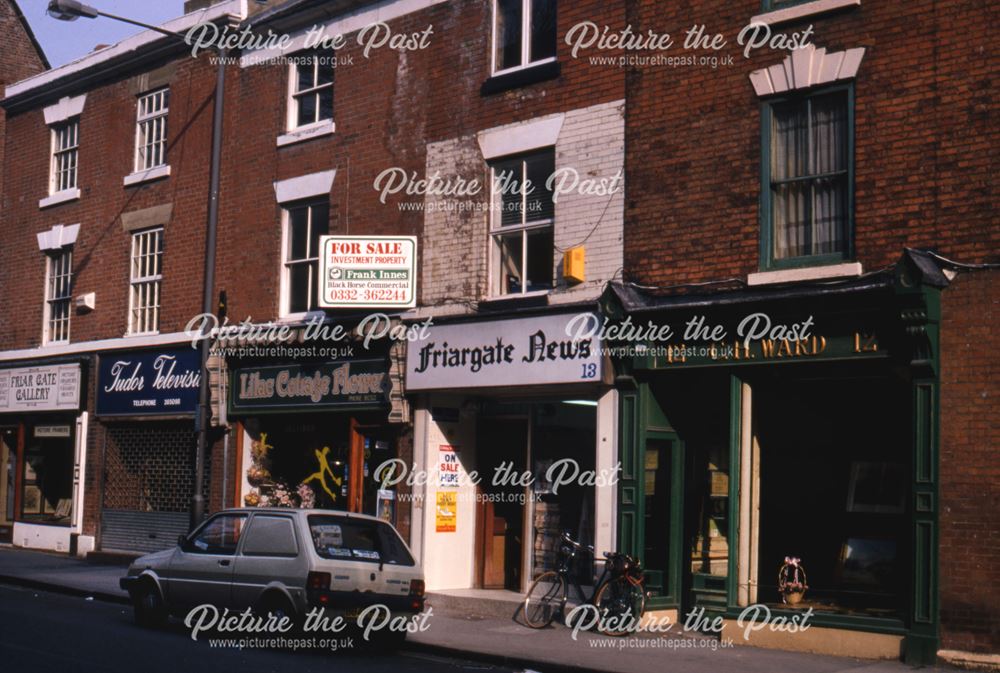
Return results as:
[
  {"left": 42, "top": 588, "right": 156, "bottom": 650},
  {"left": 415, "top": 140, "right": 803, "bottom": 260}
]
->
[
  {"left": 613, "top": 0, "right": 998, "bottom": 664},
  {"left": 0, "top": 0, "right": 994, "bottom": 665},
  {"left": 0, "top": 1, "right": 251, "bottom": 554},
  {"left": 0, "top": 0, "right": 49, "bottom": 549}
]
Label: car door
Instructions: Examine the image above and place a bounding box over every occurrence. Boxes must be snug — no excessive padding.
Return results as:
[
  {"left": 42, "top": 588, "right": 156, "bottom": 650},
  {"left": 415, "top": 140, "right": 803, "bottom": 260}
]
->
[
  {"left": 230, "top": 513, "right": 308, "bottom": 612},
  {"left": 166, "top": 512, "right": 247, "bottom": 612},
  {"left": 373, "top": 520, "right": 419, "bottom": 601}
]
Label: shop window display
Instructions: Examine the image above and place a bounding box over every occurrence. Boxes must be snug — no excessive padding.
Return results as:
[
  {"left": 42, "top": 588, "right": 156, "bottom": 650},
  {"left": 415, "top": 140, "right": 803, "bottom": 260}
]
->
[
  {"left": 530, "top": 402, "right": 596, "bottom": 586},
  {"left": 21, "top": 423, "right": 74, "bottom": 525},
  {"left": 243, "top": 417, "right": 399, "bottom": 517},
  {"left": 755, "top": 372, "right": 910, "bottom": 618}
]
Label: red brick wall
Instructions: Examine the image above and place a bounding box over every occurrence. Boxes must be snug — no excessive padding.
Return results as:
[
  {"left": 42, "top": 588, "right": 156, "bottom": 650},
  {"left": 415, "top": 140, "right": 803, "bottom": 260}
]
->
[
  {"left": 0, "top": 53, "right": 221, "bottom": 349},
  {"left": 0, "top": 0, "right": 47, "bottom": 247},
  {"left": 215, "top": 0, "right": 626, "bottom": 319},
  {"left": 939, "top": 269, "right": 1000, "bottom": 653},
  {"left": 625, "top": 0, "right": 997, "bottom": 287}
]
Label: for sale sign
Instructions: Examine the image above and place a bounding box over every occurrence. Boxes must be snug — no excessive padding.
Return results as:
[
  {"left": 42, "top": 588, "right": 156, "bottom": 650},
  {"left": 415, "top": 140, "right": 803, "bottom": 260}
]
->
[{"left": 319, "top": 236, "right": 417, "bottom": 309}]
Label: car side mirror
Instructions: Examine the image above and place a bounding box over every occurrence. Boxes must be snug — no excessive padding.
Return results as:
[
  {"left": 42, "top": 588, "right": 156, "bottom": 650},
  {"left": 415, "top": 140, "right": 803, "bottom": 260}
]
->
[{"left": 177, "top": 534, "right": 189, "bottom": 549}]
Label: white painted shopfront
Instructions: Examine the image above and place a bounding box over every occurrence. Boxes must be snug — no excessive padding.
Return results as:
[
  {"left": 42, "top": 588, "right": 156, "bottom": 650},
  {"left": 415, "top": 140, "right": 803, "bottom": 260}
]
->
[{"left": 405, "top": 311, "right": 618, "bottom": 594}]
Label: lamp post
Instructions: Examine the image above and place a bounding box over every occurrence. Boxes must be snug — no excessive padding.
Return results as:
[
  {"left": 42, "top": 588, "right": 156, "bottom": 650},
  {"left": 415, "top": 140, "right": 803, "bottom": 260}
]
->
[{"left": 47, "top": 0, "right": 226, "bottom": 530}]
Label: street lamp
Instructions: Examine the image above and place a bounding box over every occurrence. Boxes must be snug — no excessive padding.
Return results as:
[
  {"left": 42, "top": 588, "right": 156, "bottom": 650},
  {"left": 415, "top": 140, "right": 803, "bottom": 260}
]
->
[
  {"left": 48, "top": 0, "right": 227, "bottom": 531},
  {"left": 46, "top": 0, "right": 188, "bottom": 38},
  {"left": 45, "top": 0, "right": 97, "bottom": 21}
]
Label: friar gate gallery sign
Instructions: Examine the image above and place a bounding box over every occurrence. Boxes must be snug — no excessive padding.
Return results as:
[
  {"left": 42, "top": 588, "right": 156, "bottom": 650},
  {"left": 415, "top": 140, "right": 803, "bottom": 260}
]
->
[
  {"left": 96, "top": 348, "right": 201, "bottom": 416},
  {"left": 0, "top": 363, "right": 81, "bottom": 413},
  {"left": 406, "top": 312, "right": 603, "bottom": 391}
]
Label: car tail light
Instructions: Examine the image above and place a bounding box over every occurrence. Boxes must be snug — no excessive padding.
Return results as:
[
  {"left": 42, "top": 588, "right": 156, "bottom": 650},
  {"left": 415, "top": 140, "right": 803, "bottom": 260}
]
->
[
  {"left": 307, "top": 571, "right": 331, "bottom": 591},
  {"left": 408, "top": 579, "right": 425, "bottom": 597}
]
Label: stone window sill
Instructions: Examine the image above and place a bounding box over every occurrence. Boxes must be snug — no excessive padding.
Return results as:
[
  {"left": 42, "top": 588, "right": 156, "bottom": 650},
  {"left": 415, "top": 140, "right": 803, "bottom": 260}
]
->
[
  {"left": 747, "top": 262, "right": 863, "bottom": 286},
  {"left": 124, "top": 165, "right": 171, "bottom": 187},
  {"left": 277, "top": 119, "right": 335, "bottom": 148},
  {"left": 751, "top": 0, "right": 860, "bottom": 27},
  {"left": 39, "top": 188, "right": 81, "bottom": 209}
]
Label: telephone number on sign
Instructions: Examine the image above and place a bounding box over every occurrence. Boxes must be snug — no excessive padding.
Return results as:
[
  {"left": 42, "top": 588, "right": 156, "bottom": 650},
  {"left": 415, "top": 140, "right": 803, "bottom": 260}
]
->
[{"left": 325, "top": 288, "right": 411, "bottom": 303}]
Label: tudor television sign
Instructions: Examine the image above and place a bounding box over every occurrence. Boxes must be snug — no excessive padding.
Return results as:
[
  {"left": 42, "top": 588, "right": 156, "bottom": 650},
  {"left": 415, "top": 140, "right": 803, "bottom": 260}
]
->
[{"left": 319, "top": 236, "right": 417, "bottom": 309}]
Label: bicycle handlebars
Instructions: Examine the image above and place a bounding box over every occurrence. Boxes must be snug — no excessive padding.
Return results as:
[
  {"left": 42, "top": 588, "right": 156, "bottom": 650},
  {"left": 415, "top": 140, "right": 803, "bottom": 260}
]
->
[{"left": 560, "top": 531, "right": 594, "bottom": 554}]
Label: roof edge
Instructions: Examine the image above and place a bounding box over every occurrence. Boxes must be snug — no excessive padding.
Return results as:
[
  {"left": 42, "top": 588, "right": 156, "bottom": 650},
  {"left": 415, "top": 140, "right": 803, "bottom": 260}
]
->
[
  {"left": 3, "top": 0, "right": 246, "bottom": 107},
  {"left": 11, "top": 0, "right": 51, "bottom": 70}
]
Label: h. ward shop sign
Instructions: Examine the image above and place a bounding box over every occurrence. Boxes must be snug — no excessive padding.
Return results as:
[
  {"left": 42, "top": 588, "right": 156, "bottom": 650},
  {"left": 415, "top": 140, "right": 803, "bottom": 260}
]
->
[
  {"left": 0, "top": 364, "right": 81, "bottom": 413},
  {"left": 319, "top": 236, "right": 417, "bottom": 309},
  {"left": 97, "top": 348, "right": 201, "bottom": 416},
  {"left": 406, "top": 313, "right": 603, "bottom": 391}
]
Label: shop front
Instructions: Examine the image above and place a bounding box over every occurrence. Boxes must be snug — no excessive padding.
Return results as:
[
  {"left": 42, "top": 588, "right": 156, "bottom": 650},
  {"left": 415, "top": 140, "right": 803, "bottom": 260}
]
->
[
  {"left": 94, "top": 346, "right": 202, "bottom": 553},
  {"left": 607, "top": 253, "right": 944, "bottom": 663},
  {"left": 228, "top": 354, "right": 411, "bottom": 531},
  {"left": 405, "top": 310, "right": 618, "bottom": 595},
  {"left": 0, "top": 362, "right": 89, "bottom": 553}
]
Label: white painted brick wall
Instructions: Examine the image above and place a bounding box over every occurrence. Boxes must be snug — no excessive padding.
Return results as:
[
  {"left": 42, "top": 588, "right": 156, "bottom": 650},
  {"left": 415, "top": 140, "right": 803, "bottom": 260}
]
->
[{"left": 418, "top": 99, "right": 625, "bottom": 317}]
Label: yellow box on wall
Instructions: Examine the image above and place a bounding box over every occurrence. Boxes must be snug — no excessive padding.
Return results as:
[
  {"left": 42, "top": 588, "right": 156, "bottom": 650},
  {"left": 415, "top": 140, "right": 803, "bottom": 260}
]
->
[{"left": 563, "top": 246, "right": 585, "bottom": 284}]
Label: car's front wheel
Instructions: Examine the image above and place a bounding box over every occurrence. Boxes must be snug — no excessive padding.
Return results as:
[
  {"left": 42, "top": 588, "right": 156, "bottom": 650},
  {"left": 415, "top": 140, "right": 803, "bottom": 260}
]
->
[{"left": 133, "top": 581, "right": 167, "bottom": 629}]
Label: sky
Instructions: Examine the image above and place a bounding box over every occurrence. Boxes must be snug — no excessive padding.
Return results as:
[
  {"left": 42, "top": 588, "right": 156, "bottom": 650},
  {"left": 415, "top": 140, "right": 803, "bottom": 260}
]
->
[{"left": 18, "top": 0, "right": 185, "bottom": 68}]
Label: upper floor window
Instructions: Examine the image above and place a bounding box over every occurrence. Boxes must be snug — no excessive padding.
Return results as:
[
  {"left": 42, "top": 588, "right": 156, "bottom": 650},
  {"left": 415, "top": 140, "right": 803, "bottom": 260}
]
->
[
  {"left": 490, "top": 150, "right": 555, "bottom": 295},
  {"left": 135, "top": 88, "right": 169, "bottom": 173},
  {"left": 762, "top": 86, "right": 852, "bottom": 269},
  {"left": 128, "top": 227, "right": 164, "bottom": 335},
  {"left": 281, "top": 201, "right": 330, "bottom": 316},
  {"left": 492, "top": 0, "right": 557, "bottom": 74},
  {"left": 44, "top": 248, "right": 73, "bottom": 345},
  {"left": 50, "top": 119, "right": 79, "bottom": 194},
  {"left": 289, "top": 52, "right": 333, "bottom": 130}
]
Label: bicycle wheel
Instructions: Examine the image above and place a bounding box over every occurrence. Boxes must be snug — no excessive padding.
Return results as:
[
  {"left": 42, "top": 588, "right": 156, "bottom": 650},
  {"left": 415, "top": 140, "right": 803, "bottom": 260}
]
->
[
  {"left": 594, "top": 576, "right": 645, "bottom": 636},
  {"left": 523, "top": 571, "right": 565, "bottom": 628}
]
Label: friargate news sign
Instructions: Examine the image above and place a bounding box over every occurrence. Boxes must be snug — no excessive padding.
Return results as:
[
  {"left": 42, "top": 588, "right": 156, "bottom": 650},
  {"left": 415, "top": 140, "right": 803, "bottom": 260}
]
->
[
  {"left": 405, "top": 313, "right": 603, "bottom": 391},
  {"left": 0, "top": 363, "right": 81, "bottom": 413}
]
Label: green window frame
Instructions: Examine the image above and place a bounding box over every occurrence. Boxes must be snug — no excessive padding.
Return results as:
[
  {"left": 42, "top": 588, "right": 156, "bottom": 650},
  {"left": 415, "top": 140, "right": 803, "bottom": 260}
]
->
[{"left": 759, "top": 82, "right": 855, "bottom": 270}]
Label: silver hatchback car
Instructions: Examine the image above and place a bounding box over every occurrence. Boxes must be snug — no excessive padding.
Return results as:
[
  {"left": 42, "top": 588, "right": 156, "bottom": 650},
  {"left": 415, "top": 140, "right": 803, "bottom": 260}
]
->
[{"left": 120, "top": 508, "right": 425, "bottom": 632}]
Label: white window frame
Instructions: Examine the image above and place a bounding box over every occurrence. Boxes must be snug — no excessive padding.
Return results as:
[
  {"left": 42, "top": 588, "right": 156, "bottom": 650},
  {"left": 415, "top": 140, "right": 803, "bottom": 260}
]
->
[
  {"left": 279, "top": 201, "right": 328, "bottom": 319},
  {"left": 127, "top": 227, "right": 164, "bottom": 336},
  {"left": 49, "top": 119, "right": 79, "bottom": 195},
  {"left": 491, "top": 0, "right": 558, "bottom": 76},
  {"left": 287, "top": 52, "right": 334, "bottom": 132},
  {"left": 134, "top": 88, "right": 170, "bottom": 173},
  {"left": 43, "top": 248, "right": 73, "bottom": 345},
  {"left": 488, "top": 151, "right": 555, "bottom": 297}
]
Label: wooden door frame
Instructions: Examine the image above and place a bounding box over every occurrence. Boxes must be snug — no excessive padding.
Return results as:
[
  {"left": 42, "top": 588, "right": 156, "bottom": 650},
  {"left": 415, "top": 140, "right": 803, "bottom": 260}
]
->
[
  {"left": 473, "top": 415, "right": 530, "bottom": 590},
  {"left": 348, "top": 418, "right": 365, "bottom": 513}
]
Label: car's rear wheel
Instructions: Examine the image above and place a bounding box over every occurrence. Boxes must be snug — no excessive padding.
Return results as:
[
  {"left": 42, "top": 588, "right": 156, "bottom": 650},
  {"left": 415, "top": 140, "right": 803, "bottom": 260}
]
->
[
  {"left": 257, "top": 592, "right": 297, "bottom": 629},
  {"left": 133, "top": 581, "right": 167, "bottom": 629}
]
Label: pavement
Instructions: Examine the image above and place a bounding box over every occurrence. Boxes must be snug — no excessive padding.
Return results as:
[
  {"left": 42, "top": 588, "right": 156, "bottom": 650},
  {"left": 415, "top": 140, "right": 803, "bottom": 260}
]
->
[{"left": 0, "top": 546, "right": 958, "bottom": 673}]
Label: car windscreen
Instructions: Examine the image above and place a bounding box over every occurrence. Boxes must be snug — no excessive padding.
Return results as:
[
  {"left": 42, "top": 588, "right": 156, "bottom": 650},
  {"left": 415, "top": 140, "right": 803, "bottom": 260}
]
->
[{"left": 308, "top": 515, "right": 415, "bottom": 566}]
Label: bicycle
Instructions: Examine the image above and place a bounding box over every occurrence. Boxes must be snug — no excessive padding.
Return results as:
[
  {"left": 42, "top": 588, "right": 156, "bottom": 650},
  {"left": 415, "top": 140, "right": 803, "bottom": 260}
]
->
[{"left": 522, "top": 532, "right": 645, "bottom": 636}]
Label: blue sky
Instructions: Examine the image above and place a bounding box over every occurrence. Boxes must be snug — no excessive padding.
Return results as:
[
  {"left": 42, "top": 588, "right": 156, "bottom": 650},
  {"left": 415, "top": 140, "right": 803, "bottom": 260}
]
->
[{"left": 18, "top": 0, "right": 185, "bottom": 68}]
